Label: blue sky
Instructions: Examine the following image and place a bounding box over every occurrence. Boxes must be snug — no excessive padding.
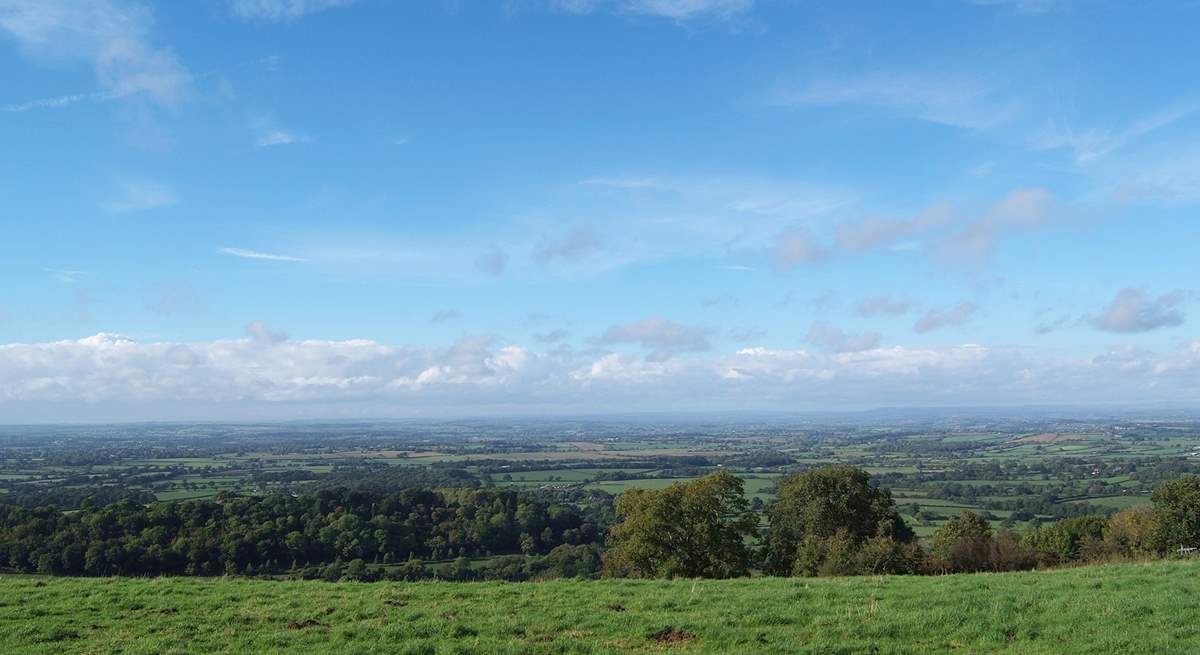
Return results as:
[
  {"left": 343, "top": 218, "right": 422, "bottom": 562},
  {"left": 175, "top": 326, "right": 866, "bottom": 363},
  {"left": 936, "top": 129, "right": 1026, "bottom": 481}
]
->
[{"left": 1, "top": 0, "right": 1199, "bottom": 421}]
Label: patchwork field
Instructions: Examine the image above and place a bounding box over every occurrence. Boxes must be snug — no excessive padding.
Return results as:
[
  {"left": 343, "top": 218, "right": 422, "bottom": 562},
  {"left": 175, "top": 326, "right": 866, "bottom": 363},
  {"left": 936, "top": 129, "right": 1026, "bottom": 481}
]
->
[{"left": 1, "top": 560, "right": 1197, "bottom": 654}]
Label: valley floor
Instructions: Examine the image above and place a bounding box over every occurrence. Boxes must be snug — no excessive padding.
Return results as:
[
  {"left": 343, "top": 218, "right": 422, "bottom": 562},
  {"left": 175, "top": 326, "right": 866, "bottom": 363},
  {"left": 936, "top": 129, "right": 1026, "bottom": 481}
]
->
[{"left": 1, "top": 560, "right": 1198, "bottom": 654}]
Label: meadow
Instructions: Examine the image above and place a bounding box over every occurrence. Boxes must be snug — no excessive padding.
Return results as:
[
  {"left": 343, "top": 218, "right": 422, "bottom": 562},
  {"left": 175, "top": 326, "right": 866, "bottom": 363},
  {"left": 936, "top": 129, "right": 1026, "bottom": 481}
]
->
[{"left": 1, "top": 560, "right": 1197, "bottom": 654}]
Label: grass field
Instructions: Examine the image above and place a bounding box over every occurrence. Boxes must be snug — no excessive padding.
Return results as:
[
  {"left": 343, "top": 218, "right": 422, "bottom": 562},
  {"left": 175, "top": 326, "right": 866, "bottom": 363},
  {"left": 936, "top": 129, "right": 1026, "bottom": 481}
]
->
[{"left": 2, "top": 560, "right": 1198, "bottom": 654}]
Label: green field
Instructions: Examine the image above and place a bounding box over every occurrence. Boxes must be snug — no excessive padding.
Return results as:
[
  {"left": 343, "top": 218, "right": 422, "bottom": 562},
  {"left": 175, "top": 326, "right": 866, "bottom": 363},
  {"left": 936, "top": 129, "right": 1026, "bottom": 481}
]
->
[{"left": 2, "top": 560, "right": 1198, "bottom": 654}]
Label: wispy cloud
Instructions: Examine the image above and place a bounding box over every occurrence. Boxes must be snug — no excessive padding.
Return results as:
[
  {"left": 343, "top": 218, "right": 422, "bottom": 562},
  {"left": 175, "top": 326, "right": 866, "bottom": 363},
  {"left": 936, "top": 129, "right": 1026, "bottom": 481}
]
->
[
  {"left": 229, "top": 0, "right": 358, "bottom": 20},
  {"left": 219, "top": 247, "right": 305, "bottom": 262},
  {"left": 0, "top": 0, "right": 192, "bottom": 109},
  {"left": 44, "top": 268, "right": 88, "bottom": 283},
  {"left": 550, "top": 0, "right": 753, "bottom": 21},
  {"left": 805, "top": 321, "right": 881, "bottom": 353},
  {"left": 856, "top": 295, "right": 914, "bottom": 318},
  {"left": 775, "top": 73, "right": 1022, "bottom": 130},
  {"left": 914, "top": 302, "right": 978, "bottom": 333},
  {"left": 102, "top": 178, "right": 179, "bottom": 213},
  {"left": 1036, "top": 100, "right": 1200, "bottom": 164},
  {"left": 532, "top": 226, "right": 603, "bottom": 264},
  {"left": 253, "top": 120, "right": 312, "bottom": 148},
  {"left": 1, "top": 90, "right": 120, "bottom": 113},
  {"left": 430, "top": 309, "right": 462, "bottom": 324}
]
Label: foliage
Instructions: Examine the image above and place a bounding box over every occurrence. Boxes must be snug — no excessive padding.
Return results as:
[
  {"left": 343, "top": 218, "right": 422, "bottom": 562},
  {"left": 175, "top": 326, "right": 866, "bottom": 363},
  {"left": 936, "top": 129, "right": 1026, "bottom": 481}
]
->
[
  {"left": 603, "top": 470, "right": 758, "bottom": 578},
  {"left": 1151, "top": 476, "right": 1200, "bottom": 551},
  {"left": 930, "top": 511, "right": 995, "bottom": 573},
  {"left": 763, "top": 465, "right": 912, "bottom": 575},
  {"left": 0, "top": 487, "right": 610, "bottom": 577}
]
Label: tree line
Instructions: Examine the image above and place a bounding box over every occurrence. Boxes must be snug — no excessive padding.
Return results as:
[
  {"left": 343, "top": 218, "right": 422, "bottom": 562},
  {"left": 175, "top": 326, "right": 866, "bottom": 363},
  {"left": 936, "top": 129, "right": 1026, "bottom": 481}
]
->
[
  {"left": 2, "top": 465, "right": 1200, "bottom": 581},
  {"left": 0, "top": 487, "right": 610, "bottom": 578},
  {"left": 604, "top": 466, "right": 1200, "bottom": 578}
]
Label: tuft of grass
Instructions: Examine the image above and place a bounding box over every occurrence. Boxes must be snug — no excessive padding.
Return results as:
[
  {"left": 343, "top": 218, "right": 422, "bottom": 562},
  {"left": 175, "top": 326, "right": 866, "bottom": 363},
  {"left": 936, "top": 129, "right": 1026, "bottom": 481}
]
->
[{"left": 1, "top": 560, "right": 1199, "bottom": 653}]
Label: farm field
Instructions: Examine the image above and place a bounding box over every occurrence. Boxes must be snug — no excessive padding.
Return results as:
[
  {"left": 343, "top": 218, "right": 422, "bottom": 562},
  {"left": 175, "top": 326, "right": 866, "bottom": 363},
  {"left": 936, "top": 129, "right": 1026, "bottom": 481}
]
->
[
  {"left": 1, "top": 560, "right": 1197, "bottom": 654},
  {"left": 1, "top": 417, "right": 1198, "bottom": 540}
]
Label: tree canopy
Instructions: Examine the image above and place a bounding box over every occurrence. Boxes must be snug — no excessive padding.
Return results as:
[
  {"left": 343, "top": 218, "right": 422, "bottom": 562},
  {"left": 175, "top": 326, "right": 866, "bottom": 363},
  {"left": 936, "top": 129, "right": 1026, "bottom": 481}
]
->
[
  {"left": 603, "top": 470, "right": 758, "bottom": 579},
  {"left": 763, "top": 465, "right": 913, "bottom": 575}
]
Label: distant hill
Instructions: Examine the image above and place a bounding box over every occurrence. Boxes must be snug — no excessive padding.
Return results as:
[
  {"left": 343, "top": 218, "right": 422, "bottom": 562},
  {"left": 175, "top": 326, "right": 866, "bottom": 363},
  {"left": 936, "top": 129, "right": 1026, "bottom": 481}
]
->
[{"left": 3, "top": 559, "right": 1197, "bottom": 654}]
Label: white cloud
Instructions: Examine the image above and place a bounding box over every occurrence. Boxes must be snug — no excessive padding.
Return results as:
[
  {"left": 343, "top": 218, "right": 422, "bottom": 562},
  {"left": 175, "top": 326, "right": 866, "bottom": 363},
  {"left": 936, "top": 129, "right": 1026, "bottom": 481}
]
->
[
  {"left": 253, "top": 120, "right": 312, "bottom": 148},
  {"left": 229, "top": 0, "right": 357, "bottom": 20},
  {"left": 969, "top": 0, "right": 1066, "bottom": 14},
  {"left": 772, "top": 228, "right": 828, "bottom": 269},
  {"left": 935, "top": 188, "right": 1051, "bottom": 265},
  {"left": 1089, "top": 288, "right": 1189, "bottom": 333},
  {"left": 776, "top": 74, "right": 1022, "bottom": 130},
  {"left": 2, "top": 332, "right": 1200, "bottom": 420},
  {"left": 856, "top": 295, "right": 914, "bottom": 318},
  {"left": 836, "top": 203, "right": 953, "bottom": 252},
  {"left": 1036, "top": 101, "right": 1200, "bottom": 164},
  {"left": 245, "top": 321, "right": 287, "bottom": 344},
  {"left": 1, "top": 90, "right": 116, "bottom": 113},
  {"left": 102, "top": 177, "right": 179, "bottom": 213},
  {"left": 913, "top": 302, "right": 978, "bottom": 333},
  {"left": 599, "top": 317, "right": 710, "bottom": 361},
  {"left": 219, "top": 247, "right": 305, "bottom": 262},
  {"left": 551, "top": 0, "right": 753, "bottom": 21},
  {"left": 44, "top": 268, "right": 88, "bottom": 284},
  {"left": 0, "top": 0, "right": 191, "bottom": 108},
  {"left": 805, "top": 321, "right": 881, "bottom": 353}
]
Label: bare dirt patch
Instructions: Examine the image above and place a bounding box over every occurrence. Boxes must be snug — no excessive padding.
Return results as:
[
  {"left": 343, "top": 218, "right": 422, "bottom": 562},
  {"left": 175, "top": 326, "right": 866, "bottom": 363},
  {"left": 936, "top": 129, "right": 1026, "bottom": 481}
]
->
[{"left": 649, "top": 628, "right": 696, "bottom": 644}]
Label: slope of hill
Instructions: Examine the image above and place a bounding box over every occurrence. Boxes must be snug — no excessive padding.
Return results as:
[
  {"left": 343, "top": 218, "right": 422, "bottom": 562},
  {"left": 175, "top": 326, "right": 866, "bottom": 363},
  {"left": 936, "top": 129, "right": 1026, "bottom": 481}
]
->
[{"left": 2, "top": 560, "right": 1197, "bottom": 654}]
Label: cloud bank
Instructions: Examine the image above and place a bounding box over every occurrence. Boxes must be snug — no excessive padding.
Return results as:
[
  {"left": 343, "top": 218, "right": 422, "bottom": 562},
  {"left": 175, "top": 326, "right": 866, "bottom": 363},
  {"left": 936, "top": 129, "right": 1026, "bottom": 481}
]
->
[{"left": 2, "top": 331, "right": 1200, "bottom": 421}]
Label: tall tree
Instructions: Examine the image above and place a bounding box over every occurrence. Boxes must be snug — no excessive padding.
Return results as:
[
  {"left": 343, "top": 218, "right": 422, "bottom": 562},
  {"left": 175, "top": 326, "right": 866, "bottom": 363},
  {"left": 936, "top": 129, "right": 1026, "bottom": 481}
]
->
[
  {"left": 1152, "top": 476, "right": 1200, "bottom": 551},
  {"left": 603, "top": 470, "right": 758, "bottom": 579},
  {"left": 763, "top": 465, "right": 912, "bottom": 575}
]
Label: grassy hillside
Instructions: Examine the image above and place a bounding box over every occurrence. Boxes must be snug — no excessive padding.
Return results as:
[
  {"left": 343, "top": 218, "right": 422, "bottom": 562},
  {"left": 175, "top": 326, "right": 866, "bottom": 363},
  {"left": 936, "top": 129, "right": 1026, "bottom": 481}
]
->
[{"left": 2, "top": 561, "right": 1198, "bottom": 654}]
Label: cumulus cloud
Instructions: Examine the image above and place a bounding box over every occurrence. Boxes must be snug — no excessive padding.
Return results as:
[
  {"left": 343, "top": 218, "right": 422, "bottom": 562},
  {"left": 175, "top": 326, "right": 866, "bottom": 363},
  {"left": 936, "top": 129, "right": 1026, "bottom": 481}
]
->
[
  {"left": 0, "top": 0, "right": 191, "bottom": 109},
  {"left": 1089, "top": 288, "right": 1189, "bottom": 333},
  {"left": 805, "top": 321, "right": 882, "bottom": 353},
  {"left": 772, "top": 229, "right": 828, "bottom": 269},
  {"left": 913, "top": 302, "right": 978, "bottom": 333},
  {"left": 550, "top": 0, "right": 753, "bottom": 21},
  {"left": 245, "top": 321, "right": 287, "bottom": 344},
  {"left": 3, "top": 332, "right": 1200, "bottom": 420},
  {"left": 856, "top": 295, "right": 914, "bottom": 318},
  {"left": 935, "top": 188, "right": 1051, "bottom": 265},
  {"left": 836, "top": 204, "right": 953, "bottom": 252},
  {"left": 229, "top": 0, "right": 357, "bottom": 20},
  {"left": 599, "top": 317, "right": 710, "bottom": 361}
]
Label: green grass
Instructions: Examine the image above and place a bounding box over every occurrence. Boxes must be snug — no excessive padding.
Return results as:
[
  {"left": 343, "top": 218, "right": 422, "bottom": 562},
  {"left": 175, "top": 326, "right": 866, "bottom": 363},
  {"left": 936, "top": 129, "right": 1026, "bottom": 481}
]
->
[{"left": 2, "top": 560, "right": 1199, "bottom": 654}]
